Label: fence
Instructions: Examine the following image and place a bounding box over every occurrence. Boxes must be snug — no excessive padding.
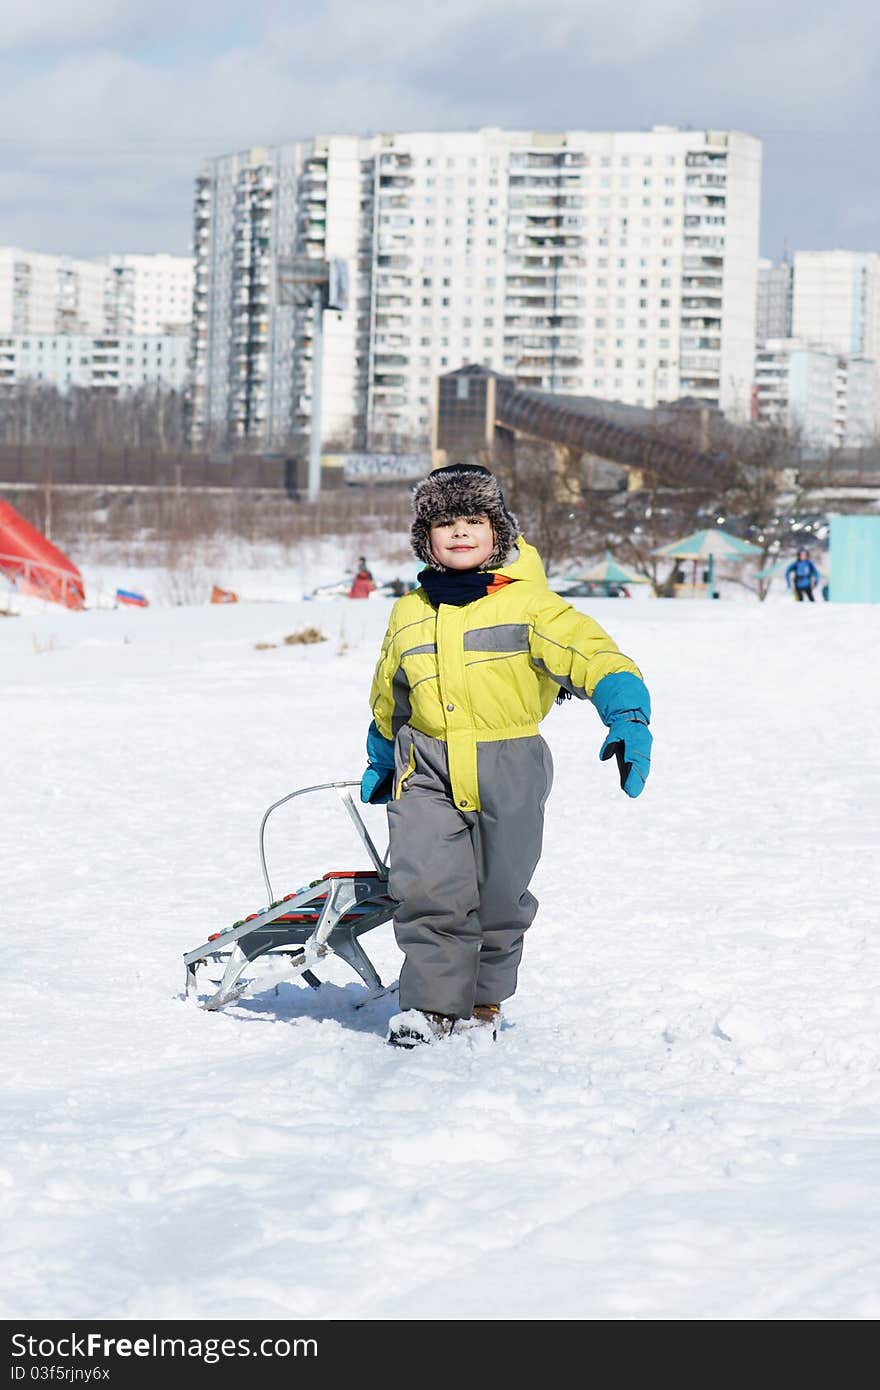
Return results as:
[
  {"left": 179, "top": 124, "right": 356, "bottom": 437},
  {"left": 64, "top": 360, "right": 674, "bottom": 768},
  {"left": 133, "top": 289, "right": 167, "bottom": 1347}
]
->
[{"left": 0, "top": 444, "right": 303, "bottom": 492}]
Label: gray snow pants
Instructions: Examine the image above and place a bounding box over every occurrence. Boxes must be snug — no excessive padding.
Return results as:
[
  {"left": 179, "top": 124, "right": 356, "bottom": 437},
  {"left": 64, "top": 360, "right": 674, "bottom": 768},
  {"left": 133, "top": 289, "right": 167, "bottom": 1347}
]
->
[{"left": 387, "top": 726, "right": 553, "bottom": 1017}]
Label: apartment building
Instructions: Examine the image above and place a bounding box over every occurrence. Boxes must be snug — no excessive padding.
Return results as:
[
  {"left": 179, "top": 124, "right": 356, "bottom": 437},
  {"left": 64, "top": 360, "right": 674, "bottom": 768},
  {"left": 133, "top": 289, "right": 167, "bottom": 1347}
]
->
[
  {"left": 786, "top": 250, "right": 880, "bottom": 434},
  {"left": 0, "top": 248, "right": 107, "bottom": 334},
  {"left": 101, "top": 253, "right": 195, "bottom": 335},
  {"left": 756, "top": 257, "right": 793, "bottom": 343},
  {"left": 190, "top": 125, "right": 762, "bottom": 450},
  {"left": 792, "top": 249, "right": 880, "bottom": 358},
  {"left": 753, "top": 338, "right": 876, "bottom": 452},
  {"left": 0, "top": 247, "right": 194, "bottom": 338},
  {"left": 0, "top": 333, "right": 189, "bottom": 393}
]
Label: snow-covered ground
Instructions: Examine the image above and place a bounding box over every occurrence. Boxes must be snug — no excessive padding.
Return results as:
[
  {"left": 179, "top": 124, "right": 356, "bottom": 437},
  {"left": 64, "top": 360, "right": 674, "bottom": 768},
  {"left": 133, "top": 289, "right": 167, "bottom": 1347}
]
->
[{"left": 2, "top": 570, "right": 878, "bottom": 1321}]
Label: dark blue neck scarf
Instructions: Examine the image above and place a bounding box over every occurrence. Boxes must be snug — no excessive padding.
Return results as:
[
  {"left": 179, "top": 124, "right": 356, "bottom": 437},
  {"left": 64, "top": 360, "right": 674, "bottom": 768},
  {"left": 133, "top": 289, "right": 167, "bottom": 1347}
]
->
[{"left": 418, "top": 567, "right": 494, "bottom": 608}]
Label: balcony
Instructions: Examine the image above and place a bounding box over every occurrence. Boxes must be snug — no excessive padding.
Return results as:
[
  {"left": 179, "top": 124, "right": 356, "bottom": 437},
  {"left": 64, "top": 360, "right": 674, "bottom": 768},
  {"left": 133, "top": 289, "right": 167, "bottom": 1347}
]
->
[
  {"left": 374, "top": 352, "right": 409, "bottom": 368},
  {"left": 680, "top": 355, "right": 721, "bottom": 373},
  {"left": 683, "top": 240, "right": 725, "bottom": 258}
]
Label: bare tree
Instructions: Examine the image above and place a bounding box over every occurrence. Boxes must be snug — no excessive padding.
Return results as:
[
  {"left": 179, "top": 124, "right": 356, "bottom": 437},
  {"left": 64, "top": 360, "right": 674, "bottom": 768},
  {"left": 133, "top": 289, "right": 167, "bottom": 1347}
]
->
[
  {"left": 0, "top": 384, "right": 186, "bottom": 451},
  {"left": 710, "top": 422, "right": 821, "bottom": 600},
  {"left": 498, "top": 439, "right": 618, "bottom": 574}
]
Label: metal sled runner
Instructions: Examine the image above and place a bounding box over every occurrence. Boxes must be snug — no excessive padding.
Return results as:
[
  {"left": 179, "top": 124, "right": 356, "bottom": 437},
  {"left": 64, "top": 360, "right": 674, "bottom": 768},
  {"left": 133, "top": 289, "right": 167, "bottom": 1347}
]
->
[{"left": 183, "top": 781, "right": 396, "bottom": 1012}]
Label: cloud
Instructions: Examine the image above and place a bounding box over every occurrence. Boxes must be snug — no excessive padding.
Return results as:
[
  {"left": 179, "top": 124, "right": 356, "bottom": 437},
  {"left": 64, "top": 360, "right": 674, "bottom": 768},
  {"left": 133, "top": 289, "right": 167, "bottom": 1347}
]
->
[
  {"left": 0, "top": 0, "right": 249, "bottom": 52},
  {"left": 1, "top": 0, "right": 877, "bottom": 255}
]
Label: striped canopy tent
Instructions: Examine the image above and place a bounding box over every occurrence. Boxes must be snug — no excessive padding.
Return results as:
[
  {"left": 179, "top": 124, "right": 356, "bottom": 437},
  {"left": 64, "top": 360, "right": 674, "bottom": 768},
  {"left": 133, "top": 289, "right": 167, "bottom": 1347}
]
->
[
  {"left": 652, "top": 526, "right": 761, "bottom": 597},
  {"left": 578, "top": 550, "right": 650, "bottom": 587}
]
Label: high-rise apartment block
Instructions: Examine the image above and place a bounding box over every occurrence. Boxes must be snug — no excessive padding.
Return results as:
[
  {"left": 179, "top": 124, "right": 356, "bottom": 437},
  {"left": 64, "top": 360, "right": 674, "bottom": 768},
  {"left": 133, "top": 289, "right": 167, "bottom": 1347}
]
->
[
  {"left": 0, "top": 248, "right": 194, "bottom": 339},
  {"left": 190, "top": 126, "right": 761, "bottom": 450},
  {"left": 756, "top": 257, "right": 793, "bottom": 343},
  {"left": 0, "top": 248, "right": 195, "bottom": 397},
  {"left": 754, "top": 338, "right": 877, "bottom": 452},
  {"left": 792, "top": 250, "right": 880, "bottom": 359},
  {"left": 787, "top": 250, "right": 880, "bottom": 438},
  {"left": 102, "top": 254, "right": 195, "bottom": 335},
  {"left": 0, "top": 248, "right": 107, "bottom": 335},
  {"left": 0, "top": 333, "right": 189, "bottom": 394}
]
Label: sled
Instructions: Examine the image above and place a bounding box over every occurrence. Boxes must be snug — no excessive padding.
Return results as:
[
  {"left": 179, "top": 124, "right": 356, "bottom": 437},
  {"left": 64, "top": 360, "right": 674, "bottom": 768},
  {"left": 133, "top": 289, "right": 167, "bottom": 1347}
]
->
[{"left": 183, "top": 781, "right": 397, "bottom": 1012}]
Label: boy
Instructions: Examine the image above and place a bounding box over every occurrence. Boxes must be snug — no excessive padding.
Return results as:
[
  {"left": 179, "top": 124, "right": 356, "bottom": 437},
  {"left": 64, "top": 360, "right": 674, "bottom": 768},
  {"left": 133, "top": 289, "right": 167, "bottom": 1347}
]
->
[{"left": 361, "top": 463, "right": 652, "bottom": 1048}]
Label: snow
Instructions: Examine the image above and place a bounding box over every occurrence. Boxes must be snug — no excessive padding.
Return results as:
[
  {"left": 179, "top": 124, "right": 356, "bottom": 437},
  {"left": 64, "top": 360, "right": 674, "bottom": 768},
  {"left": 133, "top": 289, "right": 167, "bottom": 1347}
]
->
[{"left": 2, "top": 570, "right": 879, "bottom": 1321}]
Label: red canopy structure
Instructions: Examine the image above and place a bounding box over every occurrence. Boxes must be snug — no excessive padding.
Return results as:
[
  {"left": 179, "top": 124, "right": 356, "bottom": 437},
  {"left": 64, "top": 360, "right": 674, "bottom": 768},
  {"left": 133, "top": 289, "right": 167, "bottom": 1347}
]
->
[{"left": 0, "top": 500, "right": 85, "bottom": 609}]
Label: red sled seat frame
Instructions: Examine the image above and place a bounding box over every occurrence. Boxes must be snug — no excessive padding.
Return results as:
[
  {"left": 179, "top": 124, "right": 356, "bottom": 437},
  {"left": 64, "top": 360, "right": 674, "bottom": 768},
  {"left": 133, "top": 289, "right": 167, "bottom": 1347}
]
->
[{"left": 183, "top": 782, "right": 396, "bottom": 1012}]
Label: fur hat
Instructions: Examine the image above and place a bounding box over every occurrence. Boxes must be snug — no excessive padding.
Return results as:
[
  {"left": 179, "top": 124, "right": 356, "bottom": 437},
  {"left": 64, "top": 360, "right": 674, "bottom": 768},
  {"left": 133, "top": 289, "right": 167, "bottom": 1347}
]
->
[{"left": 410, "top": 463, "right": 519, "bottom": 570}]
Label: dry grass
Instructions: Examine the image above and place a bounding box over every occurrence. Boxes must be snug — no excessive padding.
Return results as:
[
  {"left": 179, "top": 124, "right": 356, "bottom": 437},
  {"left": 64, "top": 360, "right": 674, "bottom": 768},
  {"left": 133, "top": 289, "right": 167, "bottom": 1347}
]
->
[
  {"left": 8, "top": 484, "right": 413, "bottom": 566},
  {"left": 254, "top": 625, "right": 328, "bottom": 652},
  {"left": 283, "top": 626, "right": 327, "bottom": 645}
]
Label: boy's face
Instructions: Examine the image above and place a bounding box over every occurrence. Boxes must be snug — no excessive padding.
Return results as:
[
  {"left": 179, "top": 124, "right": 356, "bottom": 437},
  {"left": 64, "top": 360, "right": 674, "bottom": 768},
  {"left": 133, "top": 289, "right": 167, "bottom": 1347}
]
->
[{"left": 429, "top": 514, "right": 495, "bottom": 570}]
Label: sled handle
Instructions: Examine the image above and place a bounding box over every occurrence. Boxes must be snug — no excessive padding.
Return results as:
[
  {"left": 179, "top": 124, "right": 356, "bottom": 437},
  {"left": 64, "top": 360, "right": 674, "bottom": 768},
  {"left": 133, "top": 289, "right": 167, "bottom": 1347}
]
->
[{"left": 258, "top": 780, "right": 389, "bottom": 901}]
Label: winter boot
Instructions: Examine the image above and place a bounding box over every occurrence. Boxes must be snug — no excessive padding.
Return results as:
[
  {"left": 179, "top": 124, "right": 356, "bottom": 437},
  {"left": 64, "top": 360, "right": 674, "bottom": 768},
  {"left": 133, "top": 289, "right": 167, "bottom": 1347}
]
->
[
  {"left": 455, "top": 1003, "right": 501, "bottom": 1040},
  {"left": 387, "top": 1009, "right": 456, "bottom": 1049}
]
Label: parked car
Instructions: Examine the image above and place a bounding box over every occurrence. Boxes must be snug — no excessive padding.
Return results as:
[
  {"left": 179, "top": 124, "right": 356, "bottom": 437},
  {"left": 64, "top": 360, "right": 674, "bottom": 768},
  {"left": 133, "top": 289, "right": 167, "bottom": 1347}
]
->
[{"left": 553, "top": 577, "right": 631, "bottom": 598}]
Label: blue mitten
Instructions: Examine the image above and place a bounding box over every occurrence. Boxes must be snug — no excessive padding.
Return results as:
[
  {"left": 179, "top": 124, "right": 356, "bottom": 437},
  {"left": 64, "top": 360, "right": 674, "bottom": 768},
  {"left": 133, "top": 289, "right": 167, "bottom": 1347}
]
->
[
  {"left": 360, "top": 720, "right": 396, "bottom": 804},
  {"left": 591, "top": 672, "right": 652, "bottom": 799}
]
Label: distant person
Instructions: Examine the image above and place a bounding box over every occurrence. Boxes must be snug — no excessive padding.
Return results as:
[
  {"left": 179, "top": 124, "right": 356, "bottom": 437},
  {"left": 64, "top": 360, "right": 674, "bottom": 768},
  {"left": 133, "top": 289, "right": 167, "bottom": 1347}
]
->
[
  {"left": 348, "top": 556, "right": 375, "bottom": 600},
  {"left": 785, "top": 548, "right": 820, "bottom": 603}
]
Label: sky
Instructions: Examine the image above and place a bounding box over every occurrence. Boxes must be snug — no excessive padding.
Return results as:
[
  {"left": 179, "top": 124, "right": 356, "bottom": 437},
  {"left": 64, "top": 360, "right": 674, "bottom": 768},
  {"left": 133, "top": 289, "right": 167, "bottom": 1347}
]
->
[
  {"left": 3, "top": 540, "right": 880, "bottom": 1320},
  {"left": 1, "top": 0, "right": 879, "bottom": 261}
]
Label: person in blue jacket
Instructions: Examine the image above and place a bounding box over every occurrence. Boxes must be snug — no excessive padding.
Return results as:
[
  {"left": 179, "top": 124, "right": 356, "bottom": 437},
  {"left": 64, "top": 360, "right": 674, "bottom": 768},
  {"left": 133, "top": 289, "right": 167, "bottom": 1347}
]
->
[{"left": 785, "top": 548, "right": 820, "bottom": 602}]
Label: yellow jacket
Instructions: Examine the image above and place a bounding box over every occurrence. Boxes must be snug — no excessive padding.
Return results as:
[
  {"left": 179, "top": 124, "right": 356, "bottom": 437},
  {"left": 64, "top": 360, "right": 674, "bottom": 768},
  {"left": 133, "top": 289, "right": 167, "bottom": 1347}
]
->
[{"left": 369, "top": 538, "right": 644, "bottom": 812}]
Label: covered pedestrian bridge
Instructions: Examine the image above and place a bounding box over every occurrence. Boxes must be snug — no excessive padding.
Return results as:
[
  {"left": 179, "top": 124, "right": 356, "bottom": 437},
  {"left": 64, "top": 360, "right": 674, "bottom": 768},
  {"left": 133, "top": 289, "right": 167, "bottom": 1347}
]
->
[{"left": 432, "top": 364, "right": 735, "bottom": 492}]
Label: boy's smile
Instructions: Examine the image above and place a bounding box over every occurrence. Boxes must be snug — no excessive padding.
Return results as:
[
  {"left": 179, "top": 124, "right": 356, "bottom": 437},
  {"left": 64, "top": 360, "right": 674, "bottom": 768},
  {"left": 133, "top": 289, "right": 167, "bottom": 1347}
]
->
[{"left": 429, "top": 514, "right": 495, "bottom": 570}]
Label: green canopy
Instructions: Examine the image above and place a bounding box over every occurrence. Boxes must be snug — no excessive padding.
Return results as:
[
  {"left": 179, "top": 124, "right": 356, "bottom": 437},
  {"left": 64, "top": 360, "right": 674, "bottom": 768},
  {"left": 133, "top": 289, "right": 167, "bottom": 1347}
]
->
[
  {"left": 578, "top": 550, "right": 650, "bottom": 584},
  {"left": 652, "top": 527, "right": 761, "bottom": 600},
  {"left": 652, "top": 527, "right": 762, "bottom": 560}
]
